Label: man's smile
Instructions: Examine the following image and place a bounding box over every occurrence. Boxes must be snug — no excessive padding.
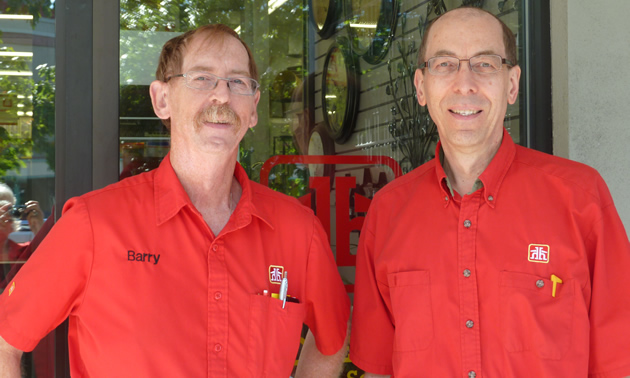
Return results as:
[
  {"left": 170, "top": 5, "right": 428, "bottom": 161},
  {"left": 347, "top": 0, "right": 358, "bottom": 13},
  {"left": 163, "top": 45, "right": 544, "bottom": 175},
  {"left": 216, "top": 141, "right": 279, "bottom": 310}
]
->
[{"left": 449, "top": 109, "right": 482, "bottom": 116}]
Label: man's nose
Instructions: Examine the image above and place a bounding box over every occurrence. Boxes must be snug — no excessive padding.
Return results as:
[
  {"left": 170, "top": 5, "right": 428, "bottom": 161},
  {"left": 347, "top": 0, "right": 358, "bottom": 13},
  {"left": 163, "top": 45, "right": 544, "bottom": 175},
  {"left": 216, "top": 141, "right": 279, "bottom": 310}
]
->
[
  {"left": 452, "top": 61, "right": 478, "bottom": 94},
  {"left": 207, "top": 79, "right": 231, "bottom": 103}
]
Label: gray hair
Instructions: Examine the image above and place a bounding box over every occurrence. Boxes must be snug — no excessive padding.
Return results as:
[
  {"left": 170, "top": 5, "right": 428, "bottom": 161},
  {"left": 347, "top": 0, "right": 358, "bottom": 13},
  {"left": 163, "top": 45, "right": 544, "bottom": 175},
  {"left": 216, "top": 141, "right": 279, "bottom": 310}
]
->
[
  {"left": 0, "top": 183, "right": 19, "bottom": 232},
  {"left": 0, "top": 183, "right": 16, "bottom": 204}
]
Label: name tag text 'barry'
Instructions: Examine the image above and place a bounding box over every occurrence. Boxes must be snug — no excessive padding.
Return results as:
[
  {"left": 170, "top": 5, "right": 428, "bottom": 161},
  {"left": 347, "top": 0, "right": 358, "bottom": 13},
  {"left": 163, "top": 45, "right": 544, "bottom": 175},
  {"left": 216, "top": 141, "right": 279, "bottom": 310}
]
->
[{"left": 128, "top": 250, "right": 161, "bottom": 265}]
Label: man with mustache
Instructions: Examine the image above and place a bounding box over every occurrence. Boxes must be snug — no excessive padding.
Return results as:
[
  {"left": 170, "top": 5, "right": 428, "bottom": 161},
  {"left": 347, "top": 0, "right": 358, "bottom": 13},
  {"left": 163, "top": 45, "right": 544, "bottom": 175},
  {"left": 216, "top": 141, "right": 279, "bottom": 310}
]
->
[
  {"left": 350, "top": 7, "right": 630, "bottom": 378},
  {"left": 0, "top": 24, "right": 350, "bottom": 377}
]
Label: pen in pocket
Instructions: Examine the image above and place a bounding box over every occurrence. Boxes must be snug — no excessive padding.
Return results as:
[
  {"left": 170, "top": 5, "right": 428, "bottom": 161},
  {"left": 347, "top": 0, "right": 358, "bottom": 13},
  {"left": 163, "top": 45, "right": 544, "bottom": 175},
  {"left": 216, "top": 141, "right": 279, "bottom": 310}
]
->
[{"left": 279, "top": 271, "right": 288, "bottom": 308}]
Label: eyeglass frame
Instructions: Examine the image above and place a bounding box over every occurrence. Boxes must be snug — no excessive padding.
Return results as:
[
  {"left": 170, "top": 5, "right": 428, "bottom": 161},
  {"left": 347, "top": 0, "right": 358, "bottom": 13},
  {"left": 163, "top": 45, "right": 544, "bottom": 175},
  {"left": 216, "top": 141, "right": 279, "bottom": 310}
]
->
[
  {"left": 165, "top": 71, "right": 260, "bottom": 96},
  {"left": 418, "top": 54, "right": 514, "bottom": 75}
]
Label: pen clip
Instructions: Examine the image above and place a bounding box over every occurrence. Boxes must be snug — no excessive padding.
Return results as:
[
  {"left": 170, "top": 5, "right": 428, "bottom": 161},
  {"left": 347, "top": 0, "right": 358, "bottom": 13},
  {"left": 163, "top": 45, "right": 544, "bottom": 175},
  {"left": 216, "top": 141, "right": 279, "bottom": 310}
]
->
[
  {"left": 279, "top": 271, "right": 288, "bottom": 309},
  {"left": 551, "top": 274, "right": 563, "bottom": 298}
]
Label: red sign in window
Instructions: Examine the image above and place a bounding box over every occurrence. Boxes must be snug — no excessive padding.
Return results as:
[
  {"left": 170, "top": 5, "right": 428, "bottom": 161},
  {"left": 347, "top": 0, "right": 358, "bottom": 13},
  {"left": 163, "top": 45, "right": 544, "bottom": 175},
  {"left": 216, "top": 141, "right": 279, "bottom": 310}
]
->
[{"left": 261, "top": 155, "right": 402, "bottom": 292}]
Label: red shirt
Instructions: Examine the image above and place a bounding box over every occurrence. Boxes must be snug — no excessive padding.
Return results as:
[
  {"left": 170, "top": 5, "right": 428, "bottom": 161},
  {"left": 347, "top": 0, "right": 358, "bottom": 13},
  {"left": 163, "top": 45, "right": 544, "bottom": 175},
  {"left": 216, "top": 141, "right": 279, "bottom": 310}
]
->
[
  {"left": 350, "top": 129, "right": 630, "bottom": 378},
  {"left": 0, "top": 154, "right": 350, "bottom": 377},
  {"left": 1, "top": 240, "right": 28, "bottom": 289}
]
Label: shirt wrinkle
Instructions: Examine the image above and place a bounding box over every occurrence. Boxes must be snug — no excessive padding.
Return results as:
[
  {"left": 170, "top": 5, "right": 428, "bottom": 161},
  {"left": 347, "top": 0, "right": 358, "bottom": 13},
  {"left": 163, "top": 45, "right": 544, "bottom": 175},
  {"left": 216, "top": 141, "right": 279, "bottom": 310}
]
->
[
  {"left": 78, "top": 198, "right": 97, "bottom": 311},
  {"left": 512, "top": 156, "right": 603, "bottom": 203},
  {"left": 303, "top": 216, "right": 316, "bottom": 302}
]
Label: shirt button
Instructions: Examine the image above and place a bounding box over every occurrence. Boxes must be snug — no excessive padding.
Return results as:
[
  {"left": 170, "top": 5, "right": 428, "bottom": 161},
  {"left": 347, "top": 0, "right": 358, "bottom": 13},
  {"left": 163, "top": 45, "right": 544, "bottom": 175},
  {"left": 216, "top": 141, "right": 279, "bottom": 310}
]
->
[
  {"left": 466, "top": 320, "right": 474, "bottom": 328},
  {"left": 212, "top": 245, "right": 218, "bottom": 251},
  {"left": 214, "top": 292, "right": 222, "bottom": 300},
  {"left": 536, "top": 279, "right": 545, "bottom": 288},
  {"left": 468, "top": 371, "right": 476, "bottom": 378},
  {"left": 445, "top": 196, "right": 449, "bottom": 201},
  {"left": 488, "top": 195, "right": 494, "bottom": 201},
  {"left": 463, "top": 269, "right": 471, "bottom": 278},
  {"left": 214, "top": 343, "right": 222, "bottom": 352},
  {"left": 463, "top": 220, "right": 472, "bottom": 228}
]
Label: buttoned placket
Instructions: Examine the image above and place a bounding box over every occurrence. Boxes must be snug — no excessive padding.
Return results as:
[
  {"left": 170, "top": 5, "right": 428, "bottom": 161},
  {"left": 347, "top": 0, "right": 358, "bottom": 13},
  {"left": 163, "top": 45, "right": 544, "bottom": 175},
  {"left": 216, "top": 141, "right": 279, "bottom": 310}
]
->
[
  {"left": 208, "top": 237, "right": 228, "bottom": 377},
  {"left": 457, "top": 190, "right": 483, "bottom": 377}
]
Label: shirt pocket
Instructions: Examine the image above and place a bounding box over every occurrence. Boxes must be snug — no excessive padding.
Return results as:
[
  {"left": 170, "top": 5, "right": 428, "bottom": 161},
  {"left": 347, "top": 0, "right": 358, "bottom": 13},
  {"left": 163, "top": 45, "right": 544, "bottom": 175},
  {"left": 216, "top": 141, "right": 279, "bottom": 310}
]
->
[
  {"left": 499, "top": 271, "right": 574, "bottom": 360},
  {"left": 247, "top": 294, "right": 306, "bottom": 377},
  {"left": 387, "top": 270, "right": 434, "bottom": 351}
]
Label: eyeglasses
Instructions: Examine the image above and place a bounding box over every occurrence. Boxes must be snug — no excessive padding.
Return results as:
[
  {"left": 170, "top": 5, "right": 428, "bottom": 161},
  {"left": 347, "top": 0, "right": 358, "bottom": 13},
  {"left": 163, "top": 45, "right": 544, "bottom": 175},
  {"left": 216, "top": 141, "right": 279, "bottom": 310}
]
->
[
  {"left": 419, "top": 54, "right": 514, "bottom": 75},
  {"left": 165, "top": 71, "right": 260, "bottom": 96}
]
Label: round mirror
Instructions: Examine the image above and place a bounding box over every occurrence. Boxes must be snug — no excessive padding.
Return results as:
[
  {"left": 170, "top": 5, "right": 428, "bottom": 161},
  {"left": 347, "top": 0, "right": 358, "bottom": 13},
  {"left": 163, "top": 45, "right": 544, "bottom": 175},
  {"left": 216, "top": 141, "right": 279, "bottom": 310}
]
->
[
  {"left": 347, "top": 0, "right": 398, "bottom": 64},
  {"left": 310, "top": 0, "right": 341, "bottom": 39},
  {"left": 321, "top": 41, "right": 360, "bottom": 144}
]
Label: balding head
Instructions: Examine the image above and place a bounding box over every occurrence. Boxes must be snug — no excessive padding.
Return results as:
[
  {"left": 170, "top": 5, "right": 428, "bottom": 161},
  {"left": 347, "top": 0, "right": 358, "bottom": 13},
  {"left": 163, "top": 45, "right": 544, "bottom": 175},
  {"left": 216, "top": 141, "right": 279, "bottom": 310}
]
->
[
  {"left": 0, "top": 183, "right": 15, "bottom": 205},
  {"left": 418, "top": 7, "right": 517, "bottom": 67}
]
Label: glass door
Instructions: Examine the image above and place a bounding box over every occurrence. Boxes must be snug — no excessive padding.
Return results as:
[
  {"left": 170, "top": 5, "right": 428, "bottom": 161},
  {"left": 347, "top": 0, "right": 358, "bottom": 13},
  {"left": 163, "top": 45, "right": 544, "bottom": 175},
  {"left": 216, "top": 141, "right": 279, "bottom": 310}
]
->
[{"left": 1, "top": 2, "right": 56, "bottom": 376}]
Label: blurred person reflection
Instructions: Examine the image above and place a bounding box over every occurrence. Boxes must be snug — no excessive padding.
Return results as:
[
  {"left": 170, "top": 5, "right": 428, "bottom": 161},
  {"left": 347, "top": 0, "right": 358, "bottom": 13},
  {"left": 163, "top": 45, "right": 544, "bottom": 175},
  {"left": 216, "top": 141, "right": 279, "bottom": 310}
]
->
[
  {"left": 0, "top": 183, "right": 45, "bottom": 289},
  {"left": 0, "top": 183, "right": 54, "bottom": 378},
  {"left": 289, "top": 80, "right": 311, "bottom": 156},
  {"left": 119, "top": 142, "right": 146, "bottom": 180}
]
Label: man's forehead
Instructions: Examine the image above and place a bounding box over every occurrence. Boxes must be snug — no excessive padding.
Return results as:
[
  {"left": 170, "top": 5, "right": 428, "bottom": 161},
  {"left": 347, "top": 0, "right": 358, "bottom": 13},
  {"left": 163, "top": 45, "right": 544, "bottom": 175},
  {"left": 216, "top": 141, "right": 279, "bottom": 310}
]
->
[
  {"left": 181, "top": 33, "right": 249, "bottom": 71},
  {"left": 426, "top": 9, "right": 504, "bottom": 55}
]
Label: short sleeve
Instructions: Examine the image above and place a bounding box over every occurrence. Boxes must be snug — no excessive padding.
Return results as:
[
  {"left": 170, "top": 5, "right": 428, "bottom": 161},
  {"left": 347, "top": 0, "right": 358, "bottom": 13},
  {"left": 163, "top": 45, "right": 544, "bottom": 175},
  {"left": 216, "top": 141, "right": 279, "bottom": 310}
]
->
[
  {"left": 349, "top": 206, "right": 395, "bottom": 375},
  {"left": 0, "top": 197, "right": 94, "bottom": 352},
  {"left": 587, "top": 180, "right": 630, "bottom": 377},
  {"left": 303, "top": 216, "right": 350, "bottom": 356}
]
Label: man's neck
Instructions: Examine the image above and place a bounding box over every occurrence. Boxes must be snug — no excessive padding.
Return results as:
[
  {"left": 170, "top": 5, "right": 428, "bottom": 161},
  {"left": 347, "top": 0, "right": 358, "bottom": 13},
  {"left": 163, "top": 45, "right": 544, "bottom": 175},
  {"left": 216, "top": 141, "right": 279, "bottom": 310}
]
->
[
  {"left": 170, "top": 150, "right": 241, "bottom": 236},
  {"left": 441, "top": 137, "right": 501, "bottom": 196},
  {"left": 1, "top": 235, "right": 10, "bottom": 259}
]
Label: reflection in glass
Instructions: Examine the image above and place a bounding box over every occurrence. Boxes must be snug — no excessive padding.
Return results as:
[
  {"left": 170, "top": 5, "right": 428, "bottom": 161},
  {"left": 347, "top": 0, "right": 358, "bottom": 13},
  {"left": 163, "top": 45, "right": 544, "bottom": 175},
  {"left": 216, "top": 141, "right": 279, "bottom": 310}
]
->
[
  {"left": 350, "top": 0, "right": 380, "bottom": 52},
  {"left": 346, "top": 0, "right": 398, "bottom": 64},
  {"left": 0, "top": 11, "right": 56, "bottom": 230},
  {"left": 323, "top": 46, "right": 348, "bottom": 137},
  {"left": 310, "top": 0, "right": 339, "bottom": 39},
  {"left": 312, "top": 0, "right": 330, "bottom": 30},
  {"left": 1, "top": 5, "right": 56, "bottom": 376},
  {"left": 307, "top": 130, "right": 325, "bottom": 177},
  {"left": 322, "top": 41, "right": 359, "bottom": 144}
]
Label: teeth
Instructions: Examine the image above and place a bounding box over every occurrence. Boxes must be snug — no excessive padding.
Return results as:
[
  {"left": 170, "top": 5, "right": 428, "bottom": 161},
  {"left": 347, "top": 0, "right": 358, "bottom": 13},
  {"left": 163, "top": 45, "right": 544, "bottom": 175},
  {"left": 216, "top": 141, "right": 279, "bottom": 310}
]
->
[{"left": 452, "top": 110, "right": 479, "bottom": 116}]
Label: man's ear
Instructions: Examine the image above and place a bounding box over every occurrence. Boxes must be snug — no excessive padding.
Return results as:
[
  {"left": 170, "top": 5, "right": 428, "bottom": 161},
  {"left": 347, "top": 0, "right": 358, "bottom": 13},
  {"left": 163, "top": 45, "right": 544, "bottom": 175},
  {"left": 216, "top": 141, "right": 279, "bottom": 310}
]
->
[
  {"left": 248, "top": 90, "right": 261, "bottom": 129},
  {"left": 507, "top": 65, "right": 521, "bottom": 105},
  {"left": 414, "top": 69, "right": 427, "bottom": 106},
  {"left": 149, "top": 80, "right": 171, "bottom": 120}
]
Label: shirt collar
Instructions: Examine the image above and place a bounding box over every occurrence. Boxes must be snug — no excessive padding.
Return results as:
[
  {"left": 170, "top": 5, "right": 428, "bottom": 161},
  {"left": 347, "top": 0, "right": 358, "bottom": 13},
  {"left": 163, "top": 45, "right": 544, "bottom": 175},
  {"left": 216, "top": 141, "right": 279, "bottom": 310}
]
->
[
  {"left": 229, "top": 161, "right": 274, "bottom": 231},
  {"left": 154, "top": 153, "right": 190, "bottom": 226},
  {"left": 154, "top": 153, "right": 273, "bottom": 229},
  {"left": 435, "top": 128, "right": 516, "bottom": 208}
]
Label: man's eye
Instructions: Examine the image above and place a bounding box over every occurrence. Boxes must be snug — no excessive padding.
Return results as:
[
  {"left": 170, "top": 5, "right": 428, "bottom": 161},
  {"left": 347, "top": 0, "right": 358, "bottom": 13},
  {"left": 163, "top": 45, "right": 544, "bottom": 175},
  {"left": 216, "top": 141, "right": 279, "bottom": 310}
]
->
[
  {"left": 435, "top": 60, "right": 457, "bottom": 69},
  {"left": 231, "top": 78, "right": 245, "bottom": 85},
  {"left": 195, "top": 75, "right": 211, "bottom": 81},
  {"left": 473, "top": 61, "right": 499, "bottom": 72}
]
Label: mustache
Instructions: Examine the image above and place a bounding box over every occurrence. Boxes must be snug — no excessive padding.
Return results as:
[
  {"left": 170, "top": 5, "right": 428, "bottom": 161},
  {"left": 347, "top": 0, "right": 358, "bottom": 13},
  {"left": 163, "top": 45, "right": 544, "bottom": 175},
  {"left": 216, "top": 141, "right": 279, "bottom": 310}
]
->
[{"left": 195, "top": 104, "right": 239, "bottom": 125}]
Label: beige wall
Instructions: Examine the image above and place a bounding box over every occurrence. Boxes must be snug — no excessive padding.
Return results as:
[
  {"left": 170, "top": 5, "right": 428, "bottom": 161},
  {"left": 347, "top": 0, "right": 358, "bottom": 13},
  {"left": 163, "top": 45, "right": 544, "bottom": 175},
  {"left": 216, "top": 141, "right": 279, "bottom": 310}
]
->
[{"left": 551, "top": 0, "right": 630, "bottom": 234}]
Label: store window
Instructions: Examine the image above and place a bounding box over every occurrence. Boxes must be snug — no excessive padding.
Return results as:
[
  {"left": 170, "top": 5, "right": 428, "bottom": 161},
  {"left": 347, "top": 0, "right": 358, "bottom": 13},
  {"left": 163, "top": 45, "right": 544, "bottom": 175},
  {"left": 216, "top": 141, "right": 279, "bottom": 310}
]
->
[
  {"left": 1, "top": 1, "right": 56, "bottom": 376},
  {"left": 119, "top": 0, "right": 535, "bottom": 374}
]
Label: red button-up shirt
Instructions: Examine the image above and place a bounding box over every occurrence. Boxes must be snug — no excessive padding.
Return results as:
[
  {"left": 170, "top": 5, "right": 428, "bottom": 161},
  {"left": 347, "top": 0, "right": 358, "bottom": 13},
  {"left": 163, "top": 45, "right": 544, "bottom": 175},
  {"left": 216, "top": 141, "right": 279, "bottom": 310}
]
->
[
  {"left": 0, "top": 154, "right": 350, "bottom": 377},
  {"left": 350, "top": 129, "right": 630, "bottom": 377}
]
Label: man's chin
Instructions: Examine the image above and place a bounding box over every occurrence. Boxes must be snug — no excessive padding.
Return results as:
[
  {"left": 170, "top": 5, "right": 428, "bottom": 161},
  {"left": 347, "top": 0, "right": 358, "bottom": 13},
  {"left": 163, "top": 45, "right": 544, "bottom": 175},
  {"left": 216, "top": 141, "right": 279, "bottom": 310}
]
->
[{"left": 200, "top": 136, "right": 240, "bottom": 153}]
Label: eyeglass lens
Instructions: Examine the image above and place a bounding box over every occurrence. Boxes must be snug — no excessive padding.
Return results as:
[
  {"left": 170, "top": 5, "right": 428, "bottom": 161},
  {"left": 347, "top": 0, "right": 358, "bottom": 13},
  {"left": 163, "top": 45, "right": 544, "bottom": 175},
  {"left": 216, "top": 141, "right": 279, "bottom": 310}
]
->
[
  {"left": 184, "top": 71, "right": 258, "bottom": 95},
  {"left": 428, "top": 55, "right": 504, "bottom": 75}
]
